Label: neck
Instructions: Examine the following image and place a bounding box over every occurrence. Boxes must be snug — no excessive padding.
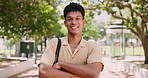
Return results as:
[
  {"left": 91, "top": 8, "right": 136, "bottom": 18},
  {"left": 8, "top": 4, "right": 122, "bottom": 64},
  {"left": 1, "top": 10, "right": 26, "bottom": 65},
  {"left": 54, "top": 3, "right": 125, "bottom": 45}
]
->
[{"left": 68, "top": 34, "right": 82, "bottom": 46}]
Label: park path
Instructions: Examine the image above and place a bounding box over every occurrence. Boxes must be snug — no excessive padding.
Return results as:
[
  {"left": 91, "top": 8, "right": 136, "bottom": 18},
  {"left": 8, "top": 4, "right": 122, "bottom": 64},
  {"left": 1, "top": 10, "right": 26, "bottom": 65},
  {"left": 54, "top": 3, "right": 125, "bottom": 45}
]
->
[
  {"left": 99, "top": 56, "right": 134, "bottom": 78},
  {"left": 11, "top": 56, "right": 144, "bottom": 78}
]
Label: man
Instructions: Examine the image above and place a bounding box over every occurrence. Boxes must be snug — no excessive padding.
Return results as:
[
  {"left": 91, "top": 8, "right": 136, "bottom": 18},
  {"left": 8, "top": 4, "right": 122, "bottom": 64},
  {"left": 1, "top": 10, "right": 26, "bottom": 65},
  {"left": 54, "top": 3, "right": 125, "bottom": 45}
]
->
[{"left": 39, "top": 2, "right": 103, "bottom": 78}]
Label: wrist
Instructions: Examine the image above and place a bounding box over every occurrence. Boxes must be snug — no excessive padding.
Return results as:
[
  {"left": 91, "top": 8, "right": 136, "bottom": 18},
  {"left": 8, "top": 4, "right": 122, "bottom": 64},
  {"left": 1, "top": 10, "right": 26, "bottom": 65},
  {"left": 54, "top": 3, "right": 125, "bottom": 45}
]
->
[
  {"left": 58, "top": 62, "right": 70, "bottom": 72},
  {"left": 58, "top": 61, "right": 66, "bottom": 68}
]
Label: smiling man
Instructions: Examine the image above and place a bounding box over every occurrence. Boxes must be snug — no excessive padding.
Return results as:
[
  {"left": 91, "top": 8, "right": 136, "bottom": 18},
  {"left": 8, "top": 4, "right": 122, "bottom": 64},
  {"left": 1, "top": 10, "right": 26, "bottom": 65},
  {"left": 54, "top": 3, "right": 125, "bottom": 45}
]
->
[{"left": 39, "top": 2, "right": 104, "bottom": 78}]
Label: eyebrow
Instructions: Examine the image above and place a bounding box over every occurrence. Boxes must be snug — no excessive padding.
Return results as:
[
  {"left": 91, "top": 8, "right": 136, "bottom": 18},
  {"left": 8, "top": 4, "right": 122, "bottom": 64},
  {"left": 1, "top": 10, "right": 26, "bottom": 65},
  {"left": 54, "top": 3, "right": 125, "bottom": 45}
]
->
[{"left": 66, "top": 15, "right": 81, "bottom": 18}]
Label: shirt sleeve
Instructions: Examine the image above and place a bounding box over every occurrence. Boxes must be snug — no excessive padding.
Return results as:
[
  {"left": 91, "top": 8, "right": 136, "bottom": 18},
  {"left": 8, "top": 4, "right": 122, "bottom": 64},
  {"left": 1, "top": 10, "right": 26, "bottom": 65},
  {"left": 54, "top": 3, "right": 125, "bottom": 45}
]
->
[
  {"left": 40, "top": 38, "right": 57, "bottom": 66},
  {"left": 87, "top": 43, "right": 102, "bottom": 64}
]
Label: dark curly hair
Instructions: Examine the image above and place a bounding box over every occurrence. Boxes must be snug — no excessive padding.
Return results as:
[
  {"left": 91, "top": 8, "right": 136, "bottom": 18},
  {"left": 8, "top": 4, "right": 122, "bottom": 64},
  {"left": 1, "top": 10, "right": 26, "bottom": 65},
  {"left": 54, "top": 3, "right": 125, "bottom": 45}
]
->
[{"left": 63, "top": 2, "right": 85, "bottom": 20}]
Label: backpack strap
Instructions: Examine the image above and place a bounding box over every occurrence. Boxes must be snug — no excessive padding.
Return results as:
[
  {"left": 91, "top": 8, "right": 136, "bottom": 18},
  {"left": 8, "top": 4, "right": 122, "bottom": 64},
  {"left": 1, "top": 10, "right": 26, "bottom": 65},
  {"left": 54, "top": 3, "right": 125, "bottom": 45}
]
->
[{"left": 53, "top": 38, "right": 61, "bottom": 65}]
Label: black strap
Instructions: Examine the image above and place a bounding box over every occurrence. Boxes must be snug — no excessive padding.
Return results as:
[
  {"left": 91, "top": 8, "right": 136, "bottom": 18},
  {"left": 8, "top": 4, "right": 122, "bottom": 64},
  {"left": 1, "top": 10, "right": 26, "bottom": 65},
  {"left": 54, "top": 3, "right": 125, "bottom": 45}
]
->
[{"left": 53, "top": 38, "right": 61, "bottom": 65}]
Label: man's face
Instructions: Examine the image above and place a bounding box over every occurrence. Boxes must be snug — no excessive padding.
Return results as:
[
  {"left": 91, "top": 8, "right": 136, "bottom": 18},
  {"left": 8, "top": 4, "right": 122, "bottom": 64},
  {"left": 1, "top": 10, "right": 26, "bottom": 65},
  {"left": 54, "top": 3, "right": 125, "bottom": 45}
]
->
[{"left": 64, "top": 11, "right": 86, "bottom": 35}]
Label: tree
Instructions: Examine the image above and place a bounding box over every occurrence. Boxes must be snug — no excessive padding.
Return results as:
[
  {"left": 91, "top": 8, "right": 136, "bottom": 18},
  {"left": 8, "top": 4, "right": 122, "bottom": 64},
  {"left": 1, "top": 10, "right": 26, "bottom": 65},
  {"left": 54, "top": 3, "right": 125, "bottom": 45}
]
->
[
  {"left": 83, "top": 10, "right": 101, "bottom": 41},
  {"left": 95, "top": 21, "right": 107, "bottom": 39},
  {"left": 5, "top": 39, "right": 15, "bottom": 55},
  {"left": 0, "top": 0, "right": 62, "bottom": 43},
  {"left": 86, "top": 0, "right": 148, "bottom": 64}
]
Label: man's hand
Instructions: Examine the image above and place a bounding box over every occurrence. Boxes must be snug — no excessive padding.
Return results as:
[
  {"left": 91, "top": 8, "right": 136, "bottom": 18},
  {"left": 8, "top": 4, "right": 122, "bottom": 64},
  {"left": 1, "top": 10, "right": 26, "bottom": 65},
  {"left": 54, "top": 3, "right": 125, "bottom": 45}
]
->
[
  {"left": 39, "top": 63, "right": 80, "bottom": 78},
  {"left": 39, "top": 63, "right": 54, "bottom": 78},
  {"left": 53, "top": 62, "right": 63, "bottom": 70}
]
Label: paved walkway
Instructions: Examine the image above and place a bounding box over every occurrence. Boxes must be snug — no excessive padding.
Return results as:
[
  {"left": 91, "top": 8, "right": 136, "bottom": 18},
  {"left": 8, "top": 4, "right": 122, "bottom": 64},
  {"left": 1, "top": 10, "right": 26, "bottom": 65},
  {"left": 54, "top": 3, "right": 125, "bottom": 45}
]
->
[
  {"left": 99, "top": 57, "right": 134, "bottom": 78},
  {"left": 12, "top": 56, "right": 144, "bottom": 78}
]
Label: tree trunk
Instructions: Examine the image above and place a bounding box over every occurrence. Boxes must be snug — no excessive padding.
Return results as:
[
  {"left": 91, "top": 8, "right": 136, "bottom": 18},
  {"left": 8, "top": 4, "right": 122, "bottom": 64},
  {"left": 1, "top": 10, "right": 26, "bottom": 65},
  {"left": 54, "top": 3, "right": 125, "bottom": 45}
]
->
[
  {"left": 41, "top": 42, "right": 43, "bottom": 51},
  {"left": 44, "top": 37, "right": 47, "bottom": 48},
  {"left": 142, "top": 37, "right": 148, "bottom": 64}
]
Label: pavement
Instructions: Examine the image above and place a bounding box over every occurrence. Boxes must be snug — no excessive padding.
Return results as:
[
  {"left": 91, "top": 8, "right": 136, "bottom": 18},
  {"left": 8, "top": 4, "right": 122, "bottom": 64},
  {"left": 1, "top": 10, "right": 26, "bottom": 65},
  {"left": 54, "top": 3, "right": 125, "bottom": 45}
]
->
[
  {"left": 99, "top": 57, "right": 134, "bottom": 78},
  {"left": 11, "top": 55, "right": 145, "bottom": 78}
]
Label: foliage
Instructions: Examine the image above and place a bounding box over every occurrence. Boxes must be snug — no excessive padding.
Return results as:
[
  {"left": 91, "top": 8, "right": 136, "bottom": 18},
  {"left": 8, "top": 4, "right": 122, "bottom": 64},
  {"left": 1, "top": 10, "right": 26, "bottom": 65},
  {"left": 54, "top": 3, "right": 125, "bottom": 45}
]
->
[
  {"left": 80, "top": 0, "right": 148, "bottom": 63},
  {"left": 95, "top": 0, "right": 148, "bottom": 63},
  {"left": 0, "top": 0, "right": 62, "bottom": 42},
  {"left": 0, "top": 58, "right": 3, "bottom": 62},
  {"left": 5, "top": 39, "right": 15, "bottom": 49},
  {"left": 81, "top": 1, "right": 101, "bottom": 40},
  {"left": 85, "top": 0, "right": 148, "bottom": 37},
  {"left": 83, "top": 15, "right": 100, "bottom": 41},
  {"left": 96, "top": 21, "right": 107, "bottom": 38},
  {"left": 97, "top": 0, "right": 147, "bottom": 37}
]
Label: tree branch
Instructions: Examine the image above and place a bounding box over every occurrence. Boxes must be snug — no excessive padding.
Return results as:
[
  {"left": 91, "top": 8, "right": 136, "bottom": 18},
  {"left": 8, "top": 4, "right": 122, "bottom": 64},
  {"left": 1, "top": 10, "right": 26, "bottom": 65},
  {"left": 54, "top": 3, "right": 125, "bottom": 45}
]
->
[
  {"left": 130, "top": 28, "right": 139, "bottom": 37},
  {"left": 123, "top": 21, "right": 140, "bottom": 38},
  {"left": 115, "top": 2, "right": 148, "bottom": 23},
  {"left": 111, "top": 14, "right": 127, "bottom": 20},
  {"left": 85, "top": 5, "right": 104, "bottom": 10},
  {"left": 130, "top": 6, "right": 142, "bottom": 36}
]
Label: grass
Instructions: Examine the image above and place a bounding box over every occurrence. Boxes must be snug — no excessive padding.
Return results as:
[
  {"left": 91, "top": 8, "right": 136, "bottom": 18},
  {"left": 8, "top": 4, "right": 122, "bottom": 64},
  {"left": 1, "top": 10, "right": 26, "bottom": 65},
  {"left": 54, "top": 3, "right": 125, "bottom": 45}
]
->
[
  {"left": 101, "top": 46, "right": 144, "bottom": 56},
  {"left": 0, "top": 58, "right": 3, "bottom": 62},
  {"left": 0, "top": 50, "right": 15, "bottom": 55},
  {"left": 0, "top": 46, "right": 145, "bottom": 57}
]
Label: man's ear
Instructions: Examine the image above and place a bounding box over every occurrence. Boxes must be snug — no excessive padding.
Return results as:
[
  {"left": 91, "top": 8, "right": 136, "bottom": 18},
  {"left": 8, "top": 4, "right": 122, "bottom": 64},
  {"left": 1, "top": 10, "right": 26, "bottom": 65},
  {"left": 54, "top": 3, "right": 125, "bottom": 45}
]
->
[
  {"left": 83, "top": 20, "right": 86, "bottom": 25},
  {"left": 64, "top": 21, "right": 67, "bottom": 27}
]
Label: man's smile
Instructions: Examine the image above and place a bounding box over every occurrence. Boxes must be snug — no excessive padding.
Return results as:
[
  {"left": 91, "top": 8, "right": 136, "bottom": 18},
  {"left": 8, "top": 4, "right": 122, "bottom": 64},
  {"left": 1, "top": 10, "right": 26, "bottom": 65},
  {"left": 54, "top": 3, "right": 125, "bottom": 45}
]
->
[{"left": 71, "top": 26, "right": 79, "bottom": 30}]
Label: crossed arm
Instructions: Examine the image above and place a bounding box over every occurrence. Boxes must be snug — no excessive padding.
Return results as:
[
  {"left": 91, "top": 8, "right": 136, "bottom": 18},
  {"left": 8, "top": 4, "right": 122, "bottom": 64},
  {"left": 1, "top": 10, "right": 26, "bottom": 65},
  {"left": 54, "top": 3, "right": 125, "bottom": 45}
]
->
[
  {"left": 39, "top": 63, "right": 80, "bottom": 78},
  {"left": 39, "top": 62, "right": 103, "bottom": 78}
]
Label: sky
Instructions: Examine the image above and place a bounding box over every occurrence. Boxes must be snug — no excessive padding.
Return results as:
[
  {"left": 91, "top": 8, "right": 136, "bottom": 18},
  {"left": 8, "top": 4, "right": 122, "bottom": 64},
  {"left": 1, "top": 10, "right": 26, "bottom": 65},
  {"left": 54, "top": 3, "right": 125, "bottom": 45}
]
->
[{"left": 94, "top": 11, "right": 110, "bottom": 23}]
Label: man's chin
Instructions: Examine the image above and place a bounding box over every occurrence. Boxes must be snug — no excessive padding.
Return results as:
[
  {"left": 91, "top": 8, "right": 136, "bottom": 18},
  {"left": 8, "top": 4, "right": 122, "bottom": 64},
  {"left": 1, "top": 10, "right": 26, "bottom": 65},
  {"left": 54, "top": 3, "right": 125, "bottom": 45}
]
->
[{"left": 70, "top": 31, "right": 79, "bottom": 35}]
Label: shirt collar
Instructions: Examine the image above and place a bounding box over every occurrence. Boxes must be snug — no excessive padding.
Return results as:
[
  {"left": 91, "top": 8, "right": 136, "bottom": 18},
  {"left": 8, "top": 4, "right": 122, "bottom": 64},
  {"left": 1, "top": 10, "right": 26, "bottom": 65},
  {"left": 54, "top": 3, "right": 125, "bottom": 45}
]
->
[{"left": 62, "top": 36, "right": 86, "bottom": 48}]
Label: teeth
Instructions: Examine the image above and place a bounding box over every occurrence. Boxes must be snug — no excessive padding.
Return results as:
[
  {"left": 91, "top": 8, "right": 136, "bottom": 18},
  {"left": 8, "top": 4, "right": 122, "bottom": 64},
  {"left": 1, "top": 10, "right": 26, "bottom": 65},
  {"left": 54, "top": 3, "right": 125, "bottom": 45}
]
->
[{"left": 72, "top": 26, "right": 77, "bottom": 29}]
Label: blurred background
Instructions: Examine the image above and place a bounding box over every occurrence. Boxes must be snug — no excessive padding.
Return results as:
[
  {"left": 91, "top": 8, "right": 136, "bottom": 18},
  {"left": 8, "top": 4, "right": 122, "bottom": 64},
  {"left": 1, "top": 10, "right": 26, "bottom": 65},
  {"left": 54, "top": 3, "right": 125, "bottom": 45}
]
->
[{"left": 0, "top": 0, "right": 147, "bottom": 78}]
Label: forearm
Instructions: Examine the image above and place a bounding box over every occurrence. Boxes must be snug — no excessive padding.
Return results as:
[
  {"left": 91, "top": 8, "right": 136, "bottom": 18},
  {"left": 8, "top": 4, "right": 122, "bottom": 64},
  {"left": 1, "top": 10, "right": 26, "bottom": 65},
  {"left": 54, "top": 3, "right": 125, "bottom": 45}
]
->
[
  {"left": 54, "top": 62, "right": 103, "bottom": 78},
  {"left": 39, "top": 63, "right": 80, "bottom": 78},
  {"left": 62, "top": 63, "right": 97, "bottom": 78},
  {"left": 40, "top": 68, "right": 80, "bottom": 78}
]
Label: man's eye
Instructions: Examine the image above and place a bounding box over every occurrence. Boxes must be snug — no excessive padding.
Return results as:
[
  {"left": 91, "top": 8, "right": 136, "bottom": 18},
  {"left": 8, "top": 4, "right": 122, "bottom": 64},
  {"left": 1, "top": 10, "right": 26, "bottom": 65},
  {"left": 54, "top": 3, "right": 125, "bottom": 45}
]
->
[
  {"left": 67, "top": 19, "right": 72, "bottom": 21},
  {"left": 76, "top": 18, "right": 81, "bottom": 20}
]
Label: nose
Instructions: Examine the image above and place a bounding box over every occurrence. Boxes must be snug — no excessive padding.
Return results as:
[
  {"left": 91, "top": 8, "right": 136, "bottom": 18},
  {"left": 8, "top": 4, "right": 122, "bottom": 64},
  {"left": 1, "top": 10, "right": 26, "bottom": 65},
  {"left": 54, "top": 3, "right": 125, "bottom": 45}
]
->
[{"left": 72, "top": 19, "right": 76, "bottom": 24}]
